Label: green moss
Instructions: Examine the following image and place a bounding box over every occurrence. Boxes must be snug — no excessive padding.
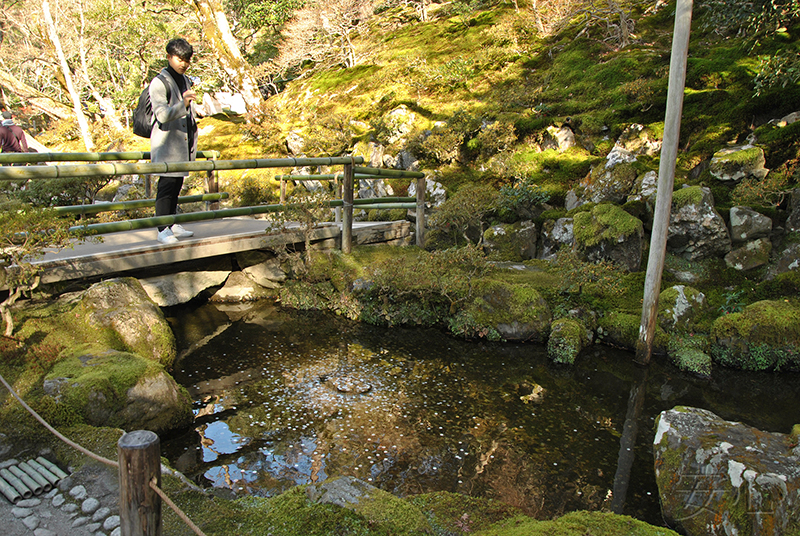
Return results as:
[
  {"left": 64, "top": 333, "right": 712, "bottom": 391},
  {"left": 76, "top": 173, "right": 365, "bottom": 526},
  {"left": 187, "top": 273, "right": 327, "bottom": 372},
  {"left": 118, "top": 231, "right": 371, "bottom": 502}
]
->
[
  {"left": 672, "top": 186, "right": 704, "bottom": 209},
  {"left": 597, "top": 312, "right": 667, "bottom": 352},
  {"left": 547, "top": 318, "right": 588, "bottom": 365},
  {"left": 474, "top": 510, "right": 681, "bottom": 536},
  {"left": 573, "top": 203, "right": 643, "bottom": 247}
]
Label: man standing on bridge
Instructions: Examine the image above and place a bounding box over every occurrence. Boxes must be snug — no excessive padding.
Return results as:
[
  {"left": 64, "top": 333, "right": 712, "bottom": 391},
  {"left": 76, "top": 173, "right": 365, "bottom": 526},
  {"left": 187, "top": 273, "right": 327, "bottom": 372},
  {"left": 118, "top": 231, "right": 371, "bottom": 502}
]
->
[{"left": 149, "top": 37, "right": 198, "bottom": 244}]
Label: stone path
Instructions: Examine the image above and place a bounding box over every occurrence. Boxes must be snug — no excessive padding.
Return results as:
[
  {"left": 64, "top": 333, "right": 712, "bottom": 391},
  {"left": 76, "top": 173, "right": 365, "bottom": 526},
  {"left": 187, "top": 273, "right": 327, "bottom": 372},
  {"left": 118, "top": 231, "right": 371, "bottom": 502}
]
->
[{"left": 0, "top": 459, "right": 120, "bottom": 536}]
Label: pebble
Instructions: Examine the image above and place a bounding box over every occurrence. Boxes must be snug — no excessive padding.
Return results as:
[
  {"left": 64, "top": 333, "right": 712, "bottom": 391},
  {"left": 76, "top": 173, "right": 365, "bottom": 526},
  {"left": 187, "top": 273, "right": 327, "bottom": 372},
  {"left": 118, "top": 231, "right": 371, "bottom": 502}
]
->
[
  {"left": 81, "top": 497, "right": 100, "bottom": 514},
  {"left": 92, "top": 506, "right": 111, "bottom": 522},
  {"left": 103, "top": 515, "right": 120, "bottom": 531},
  {"left": 51, "top": 494, "right": 65, "bottom": 507},
  {"left": 69, "top": 485, "right": 87, "bottom": 501},
  {"left": 87, "top": 522, "right": 102, "bottom": 532},
  {"left": 22, "top": 516, "right": 39, "bottom": 531},
  {"left": 72, "top": 516, "right": 89, "bottom": 527},
  {"left": 17, "top": 499, "right": 42, "bottom": 508},
  {"left": 12, "top": 507, "right": 31, "bottom": 518},
  {"left": 33, "top": 529, "right": 57, "bottom": 536},
  {"left": 111, "top": 528, "right": 121, "bottom": 536},
  {"left": 61, "top": 503, "right": 79, "bottom": 513}
]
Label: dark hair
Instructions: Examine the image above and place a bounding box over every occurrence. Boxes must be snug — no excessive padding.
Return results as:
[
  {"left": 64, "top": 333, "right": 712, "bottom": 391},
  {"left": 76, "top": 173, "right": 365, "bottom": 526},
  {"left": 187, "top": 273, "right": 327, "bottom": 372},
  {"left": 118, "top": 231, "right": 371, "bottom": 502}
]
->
[{"left": 166, "top": 38, "right": 193, "bottom": 62}]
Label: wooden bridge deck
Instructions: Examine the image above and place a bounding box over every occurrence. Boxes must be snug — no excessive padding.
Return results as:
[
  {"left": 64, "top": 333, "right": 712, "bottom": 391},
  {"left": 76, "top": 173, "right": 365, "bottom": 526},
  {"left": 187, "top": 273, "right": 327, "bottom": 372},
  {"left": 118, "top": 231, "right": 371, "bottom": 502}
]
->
[{"left": 24, "top": 218, "right": 412, "bottom": 289}]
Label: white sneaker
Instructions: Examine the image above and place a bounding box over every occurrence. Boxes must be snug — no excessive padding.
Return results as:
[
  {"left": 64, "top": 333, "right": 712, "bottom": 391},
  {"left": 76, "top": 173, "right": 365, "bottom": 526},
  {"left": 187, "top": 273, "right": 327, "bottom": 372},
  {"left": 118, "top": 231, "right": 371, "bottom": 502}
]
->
[
  {"left": 157, "top": 228, "right": 178, "bottom": 244},
  {"left": 171, "top": 224, "right": 194, "bottom": 238}
]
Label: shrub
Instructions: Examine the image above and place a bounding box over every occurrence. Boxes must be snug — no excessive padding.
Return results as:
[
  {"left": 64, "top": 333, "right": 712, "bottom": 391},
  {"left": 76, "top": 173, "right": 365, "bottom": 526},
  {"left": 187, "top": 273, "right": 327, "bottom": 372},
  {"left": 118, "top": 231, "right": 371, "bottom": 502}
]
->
[
  {"left": 497, "top": 174, "right": 551, "bottom": 221},
  {"left": 428, "top": 184, "right": 498, "bottom": 246}
]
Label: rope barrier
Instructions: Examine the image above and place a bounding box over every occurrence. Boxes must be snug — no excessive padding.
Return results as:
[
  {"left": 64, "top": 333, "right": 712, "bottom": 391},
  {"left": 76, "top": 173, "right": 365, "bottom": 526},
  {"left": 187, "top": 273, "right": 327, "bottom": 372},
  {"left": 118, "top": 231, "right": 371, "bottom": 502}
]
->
[
  {"left": 0, "top": 370, "right": 207, "bottom": 536},
  {"left": 150, "top": 478, "right": 208, "bottom": 536}
]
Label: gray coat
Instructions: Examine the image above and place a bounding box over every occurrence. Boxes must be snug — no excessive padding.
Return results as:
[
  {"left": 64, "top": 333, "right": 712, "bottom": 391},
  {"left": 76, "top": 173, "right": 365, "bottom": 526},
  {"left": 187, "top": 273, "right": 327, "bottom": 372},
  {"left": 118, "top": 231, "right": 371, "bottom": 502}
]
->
[{"left": 149, "top": 68, "right": 197, "bottom": 177}]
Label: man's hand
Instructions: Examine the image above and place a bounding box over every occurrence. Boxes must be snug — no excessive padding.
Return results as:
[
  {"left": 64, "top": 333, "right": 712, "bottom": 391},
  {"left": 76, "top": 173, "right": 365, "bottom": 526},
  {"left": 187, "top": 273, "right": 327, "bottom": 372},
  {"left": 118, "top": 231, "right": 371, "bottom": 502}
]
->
[{"left": 182, "top": 89, "right": 197, "bottom": 108}]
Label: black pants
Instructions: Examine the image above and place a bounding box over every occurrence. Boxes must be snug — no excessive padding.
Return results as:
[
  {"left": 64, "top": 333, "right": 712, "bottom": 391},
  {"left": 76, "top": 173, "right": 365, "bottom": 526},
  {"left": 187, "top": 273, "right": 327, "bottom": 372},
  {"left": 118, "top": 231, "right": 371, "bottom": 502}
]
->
[{"left": 155, "top": 175, "right": 183, "bottom": 232}]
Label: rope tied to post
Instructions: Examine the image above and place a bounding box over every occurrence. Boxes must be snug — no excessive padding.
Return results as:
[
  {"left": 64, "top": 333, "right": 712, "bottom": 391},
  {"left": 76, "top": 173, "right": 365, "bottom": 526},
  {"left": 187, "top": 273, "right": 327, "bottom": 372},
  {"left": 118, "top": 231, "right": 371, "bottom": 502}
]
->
[{"left": 0, "top": 371, "right": 207, "bottom": 536}]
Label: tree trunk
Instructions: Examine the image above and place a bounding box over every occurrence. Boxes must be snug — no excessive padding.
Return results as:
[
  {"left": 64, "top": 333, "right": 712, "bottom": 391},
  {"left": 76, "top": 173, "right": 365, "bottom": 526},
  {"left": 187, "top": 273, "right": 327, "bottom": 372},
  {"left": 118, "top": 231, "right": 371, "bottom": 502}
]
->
[
  {"left": 41, "top": 0, "right": 95, "bottom": 150},
  {"left": 186, "top": 0, "right": 263, "bottom": 114},
  {"left": 0, "top": 68, "right": 73, "bottom": 120}
]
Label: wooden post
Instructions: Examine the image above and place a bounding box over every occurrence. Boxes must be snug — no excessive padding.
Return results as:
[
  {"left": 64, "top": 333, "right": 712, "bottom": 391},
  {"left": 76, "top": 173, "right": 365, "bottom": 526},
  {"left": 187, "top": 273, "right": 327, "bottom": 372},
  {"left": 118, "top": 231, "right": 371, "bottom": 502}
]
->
[
  {"left": 334, "top": 172, "right": 342, "bottom": 224},
  {"left": 280, "top": 178, "right": 286, "bottom": 205},
  {"left": 415, "top": 177, "right": 426, "bottom": 247},
  {"left": 342, "top": 160, "right": 354, "bottom": 253},
  {"left": 118, "top": 430, "right": 161, "bottom": 536},
  {"left": 144, "top": 175, "right": 152, "bottom": 199},
  {"left": 636, "top": 0, "right": 694, "bottom": 365},
  {"left": 205, "top": 154, "right": 219, "bottom": 211}
]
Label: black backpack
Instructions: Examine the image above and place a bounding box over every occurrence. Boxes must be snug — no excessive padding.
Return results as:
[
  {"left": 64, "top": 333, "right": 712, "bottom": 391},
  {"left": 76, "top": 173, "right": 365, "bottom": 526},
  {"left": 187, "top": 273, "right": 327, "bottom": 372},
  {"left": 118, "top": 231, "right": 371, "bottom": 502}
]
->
[{"left": 132, "top": 73, "right": 169, "bottom": 138}]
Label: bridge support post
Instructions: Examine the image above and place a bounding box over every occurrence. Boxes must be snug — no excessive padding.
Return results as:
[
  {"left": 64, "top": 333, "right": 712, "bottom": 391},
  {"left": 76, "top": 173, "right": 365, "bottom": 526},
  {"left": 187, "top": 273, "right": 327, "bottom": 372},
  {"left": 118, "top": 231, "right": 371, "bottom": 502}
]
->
[
  {"left": 118, "top": 430, "right": 161, "bottom": 536},
  {"left": 205, "top": 154, "right": 219, "bottom": 210},
  {"left": 415, "top": 177, "right": 426, "bottom": 247},
  {"left": 342, "top": 160, "right": 354, "bottom": 253}
]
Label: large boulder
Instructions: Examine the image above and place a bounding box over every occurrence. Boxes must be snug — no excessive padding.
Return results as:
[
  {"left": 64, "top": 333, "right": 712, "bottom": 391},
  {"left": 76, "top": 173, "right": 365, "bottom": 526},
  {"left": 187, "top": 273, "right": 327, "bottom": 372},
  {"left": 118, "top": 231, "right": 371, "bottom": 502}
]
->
[
  {"left": 667, "top": 186, "right": 732, "bottom": 261},
  {"left": 139, "top": 270, "right": 231, "bottom": 307},
  {"left": 541, "top": 125, "right": 576, "bottom": 152},
  {"left": 43, "top": 346, "right": 193, "bottom": 434},
  {"left": 572, "top": 204, "right": 644, "bottom": 272},
  {"left": 482, "top": 221, "right": 537, "bottom": 261},
  {"left": 710, "top": 299, "right": 800, "bottom": 371},
  {"left": 709, "top": 144, "right": 769, "bottom": 183},
  {"left": 77, "top": 278, "right": 176, "bottom": 368},
  {"left": 653, "top": 406, "right": 800, "bottom": 536}
]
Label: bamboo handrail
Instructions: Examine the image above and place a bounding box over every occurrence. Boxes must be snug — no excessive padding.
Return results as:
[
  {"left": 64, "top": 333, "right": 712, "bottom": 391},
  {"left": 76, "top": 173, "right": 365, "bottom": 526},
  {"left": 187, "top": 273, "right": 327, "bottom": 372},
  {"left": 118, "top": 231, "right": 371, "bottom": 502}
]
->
[
  {"left": 0, "top": 150, "right": 221, "bottom": 165},
  {"left": 54, "top": 193, "right": 229, "bottom": 215},
  {"left": 0, "top": 156, "right": 366, "bottom": 181}
]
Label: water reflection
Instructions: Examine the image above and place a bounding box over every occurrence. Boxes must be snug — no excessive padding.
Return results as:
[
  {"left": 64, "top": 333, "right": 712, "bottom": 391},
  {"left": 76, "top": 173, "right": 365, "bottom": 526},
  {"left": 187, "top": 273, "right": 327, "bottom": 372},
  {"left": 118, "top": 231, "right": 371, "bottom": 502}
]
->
[{"left": 163, "top": 301, "right": 800, "bottom": 526}]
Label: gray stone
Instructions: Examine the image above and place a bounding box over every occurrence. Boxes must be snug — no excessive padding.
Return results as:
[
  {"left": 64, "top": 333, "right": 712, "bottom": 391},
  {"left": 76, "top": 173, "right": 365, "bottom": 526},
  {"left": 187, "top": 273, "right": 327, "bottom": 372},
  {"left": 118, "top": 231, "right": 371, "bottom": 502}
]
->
[
  {"left": 482, "top": 221, "right": 537, "bottom": 261},
  {"left": 358, "top": 177, "right": 394, "bottom": 199},
  {"left": 787, "top": 189, "right": 800, "bottom": 232},
  {"left": 771, "top": 242, "right": 800, "bottom": 276},
  {"left": 81, "top": 496, "right": 100, "bottom": 514},
  {"left": 92, "top": 506, "right": 111, "bottom": 521},
  {"left": 61, "top": 502, "right": 79, "bottom": 513},
  {"left": 724, "top": 237, "right": 772, "bottom": 271},
  {"left": 88, "top": 522, "right": 102, "bottom": 532},
  {"left": 408, "top": 179, "right": 446, "bottom": 208},
  {"left": 111, "top": 527, "right": 121, "bottom": 536},
  {"left": 73, "top": 516, "right": 89, "bottom": 527},
  {"left": 16, "top": 498, "right": 41, "bottom": 507},
  {"left": 615, "top": 123, "right": 661, "bottom": 156},
  {"left": 22, "top": 515, "right": 40, "bottom": 530},
  {"left": 242, "top": 257, "right": 286, "bottom": 289},
  {"left": 709, "top": 144, "right": 769, "bottom": 182},
  {"left": 382, "top": 105, "right": 416, "bottom": 144},
  {"left": 285, "top": 131, "right": 305, "bottom": 155},
  {"left": 140, "top": 271, "right": 231, "bottom": 307},
  {"left": 12, "top": 506, "right": 31, "bottom": 518},
  {"left": 667, "top": 187, "right": 731, "bottom": 261},
  {"left": 69, "top": 485, "right": 88, "bottom": 500},
  {"left": 537, "top": 218, "right": 573, "bottom": 260},
  {"left": 211, "top": 271, "right": 274, "bottom": 302},
  {"left": 33, "top": 529, "right": 58, "bottom": 536},
  {"left": 103, "top": 515, "right": 121, "bottom": 531},
  {"left": 541, "top": 125, "right": 575, "bottom": 152},
  {"left": 568, "top": 148, "right": 638, "bottom": 208},
  {"left": 654, "top": 407, "right": 800, "bottom": 536},
  {"left": 729, "top": 206, "right": 772, "bottom": 243}
]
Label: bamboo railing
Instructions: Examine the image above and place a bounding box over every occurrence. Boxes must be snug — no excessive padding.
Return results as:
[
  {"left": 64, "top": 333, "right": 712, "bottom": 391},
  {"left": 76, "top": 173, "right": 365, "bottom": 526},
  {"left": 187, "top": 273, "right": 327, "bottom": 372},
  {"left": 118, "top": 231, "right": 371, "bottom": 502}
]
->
[{"left": 0, "top": 154, "right": 427, "bottom": 251}]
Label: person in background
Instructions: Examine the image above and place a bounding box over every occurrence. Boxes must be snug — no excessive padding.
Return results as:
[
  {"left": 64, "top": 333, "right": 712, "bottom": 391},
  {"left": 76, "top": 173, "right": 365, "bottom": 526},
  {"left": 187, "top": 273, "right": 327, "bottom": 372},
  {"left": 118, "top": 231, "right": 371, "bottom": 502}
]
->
[
  {"left": 0, "top": 124, "right": 22, "bottom": 153},
  {"left": 2, "top": 111, "right": 28, "bottom": 152},
  {"left": 149, "top": 37, "right": 198, "bottom": 244}
]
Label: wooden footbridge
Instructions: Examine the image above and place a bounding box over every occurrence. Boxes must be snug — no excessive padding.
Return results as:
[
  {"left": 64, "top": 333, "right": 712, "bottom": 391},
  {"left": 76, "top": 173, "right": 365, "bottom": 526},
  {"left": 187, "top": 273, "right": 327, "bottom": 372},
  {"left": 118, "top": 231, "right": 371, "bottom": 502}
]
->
[{"left": 0, "top": 152, "right": 426, "bottom": 290}]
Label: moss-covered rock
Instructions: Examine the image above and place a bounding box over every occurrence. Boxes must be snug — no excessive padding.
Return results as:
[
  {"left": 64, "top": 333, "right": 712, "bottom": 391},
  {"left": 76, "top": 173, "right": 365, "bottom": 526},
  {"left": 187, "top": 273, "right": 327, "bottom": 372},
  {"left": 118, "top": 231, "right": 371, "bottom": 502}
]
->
[
  {"left": 482, "top": 221, "right": 537, "bottom": 261},
  {"left": 666, "top": 334, "right": 712, "bottom": 377},
  {"left": 597, "top": 312, "right": 667, "bottom": 354},
  {"left": 43, "top": 345, "right": 193, "bottom": 433},
  {"left": 653, "top": 406, "right": 800, "bottom": 536},
  {"left": 547, "top": 317, "right": 593, "bottom": 365},
  {"left": 657, "top": 285, "right": 706, "bottom": 332},
  {"left": 76, "top": 277, "right": 177, "bottom": 368},
  {"left": 464, "top": 279, "right": 552, "bottom": 342},
  {"left": 474, "top": 510, "right": 680, "bottom": 536},
  {"left": 710, "top": 299, "right": 800, "bottom": 371},
  {"left": 573, "top": 203, "right": 644, "bottom": 272}
]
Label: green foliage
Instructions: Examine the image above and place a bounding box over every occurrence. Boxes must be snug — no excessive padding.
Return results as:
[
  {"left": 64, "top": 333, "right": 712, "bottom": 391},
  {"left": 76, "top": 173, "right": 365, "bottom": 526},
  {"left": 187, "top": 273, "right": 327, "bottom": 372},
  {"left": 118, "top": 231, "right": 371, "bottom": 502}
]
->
[
  {"left": 475, "top": 120, "right": 517, "bottom": 159},
  {"left": 411, "top": 110, "right": 482, "bottom": 165},
  {"left": 497, "top": 174, "right": 551, "bottom": 221},
  {"left": 667, "top": 334, "right": 713, "bottom": 377},
  {"left": 730, "top": 170, "right": 794, "bottom": 208},
  {"left": 549, "top": 249, "right": 625, "bottom": 297},
  {"left": 719, "top": 289, "right": 746, "bottom": 315},
  {"left": 428, "top": 183, "right": 498, "bottom": 246}
]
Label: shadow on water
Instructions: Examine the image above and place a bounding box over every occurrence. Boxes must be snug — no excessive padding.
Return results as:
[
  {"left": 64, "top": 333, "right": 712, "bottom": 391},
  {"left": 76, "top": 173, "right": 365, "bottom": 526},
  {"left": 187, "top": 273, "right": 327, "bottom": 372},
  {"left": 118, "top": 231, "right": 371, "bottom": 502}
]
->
[{"left": 162, "top": 300, "right": 800, "bottom": 526}]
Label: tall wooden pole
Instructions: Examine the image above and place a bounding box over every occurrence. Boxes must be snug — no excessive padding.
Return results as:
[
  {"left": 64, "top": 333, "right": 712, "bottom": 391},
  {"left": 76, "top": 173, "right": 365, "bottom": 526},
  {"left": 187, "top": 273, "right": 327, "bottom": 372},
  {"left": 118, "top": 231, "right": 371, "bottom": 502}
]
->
[
  {"left": 635, "top": 0, "right": 694, "bottom": 365},
  {"left": 118, "top": 430, "right": 162, "bottom": 536}
]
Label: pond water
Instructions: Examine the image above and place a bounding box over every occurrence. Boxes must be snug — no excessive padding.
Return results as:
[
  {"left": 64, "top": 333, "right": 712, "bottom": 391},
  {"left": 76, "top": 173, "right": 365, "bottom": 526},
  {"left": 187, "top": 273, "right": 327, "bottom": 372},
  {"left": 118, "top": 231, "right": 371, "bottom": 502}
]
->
[{"left": 162, "top": 300, "right": 800, "bottom": 527}]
